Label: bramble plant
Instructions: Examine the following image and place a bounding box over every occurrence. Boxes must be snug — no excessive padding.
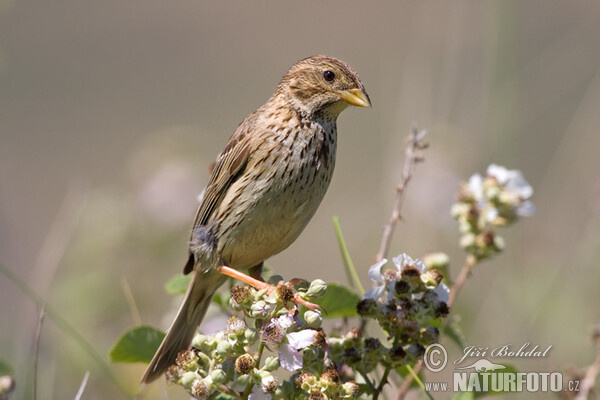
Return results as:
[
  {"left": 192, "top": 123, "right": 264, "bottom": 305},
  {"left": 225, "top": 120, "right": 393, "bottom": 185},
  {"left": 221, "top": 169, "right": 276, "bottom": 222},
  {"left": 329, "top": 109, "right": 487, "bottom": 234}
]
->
[{"left": 108, "top": 128, "right": 536, "bottom": 399}]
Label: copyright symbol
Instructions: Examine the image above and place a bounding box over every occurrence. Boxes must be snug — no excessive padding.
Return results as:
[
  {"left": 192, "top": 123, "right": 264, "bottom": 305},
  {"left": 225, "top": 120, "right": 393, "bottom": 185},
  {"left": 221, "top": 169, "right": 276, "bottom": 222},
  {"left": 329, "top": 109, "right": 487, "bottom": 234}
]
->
[{"left": 423, "top": 343, "right": 447, "bottom": 372}]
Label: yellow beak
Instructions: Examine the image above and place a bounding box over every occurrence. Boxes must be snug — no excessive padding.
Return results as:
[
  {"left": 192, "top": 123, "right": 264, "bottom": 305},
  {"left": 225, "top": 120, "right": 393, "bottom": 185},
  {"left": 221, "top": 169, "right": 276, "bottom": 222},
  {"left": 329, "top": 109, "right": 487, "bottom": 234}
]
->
[{"left": 339, "top": 88, "right": 371, "bottom": 108}]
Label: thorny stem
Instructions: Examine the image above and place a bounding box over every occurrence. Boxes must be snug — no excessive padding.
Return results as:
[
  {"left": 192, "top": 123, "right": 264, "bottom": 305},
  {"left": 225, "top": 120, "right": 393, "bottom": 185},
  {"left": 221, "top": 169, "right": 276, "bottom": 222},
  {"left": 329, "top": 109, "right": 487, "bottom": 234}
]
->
[
  {"left": 242, "top": 340, "right": 266, "bottom": 399},
  {"left": 358, "top": 370, "right": 376, "bottom": 393},
  {"left": 397, "top": 254, "right": 480, "bottom": 399},
  {"left": 376, "top": 124, "right": 428, "bottom": 263},
  {"left": 372, "top": 337, "right": 400, "bottom": 400}
]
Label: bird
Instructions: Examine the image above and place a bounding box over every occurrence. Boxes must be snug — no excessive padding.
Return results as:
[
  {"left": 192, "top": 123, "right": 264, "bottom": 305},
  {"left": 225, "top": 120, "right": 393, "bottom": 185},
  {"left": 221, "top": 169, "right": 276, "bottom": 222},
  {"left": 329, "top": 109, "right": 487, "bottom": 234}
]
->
[{"left": 141, "top": 55, "right": 370, "bottom": 384}]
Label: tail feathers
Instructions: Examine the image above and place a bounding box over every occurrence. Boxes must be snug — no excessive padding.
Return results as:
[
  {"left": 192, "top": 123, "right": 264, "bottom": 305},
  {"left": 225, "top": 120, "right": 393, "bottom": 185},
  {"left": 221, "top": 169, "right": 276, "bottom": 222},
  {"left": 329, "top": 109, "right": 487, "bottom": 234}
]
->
[{"left": 140, "top": 269, "right": 225, "bottom": 384}]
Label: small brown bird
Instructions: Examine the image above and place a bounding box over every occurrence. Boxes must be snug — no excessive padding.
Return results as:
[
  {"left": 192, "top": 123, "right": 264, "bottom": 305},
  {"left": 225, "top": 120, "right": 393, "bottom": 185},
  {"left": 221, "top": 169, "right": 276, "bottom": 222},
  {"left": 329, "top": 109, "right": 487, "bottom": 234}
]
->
[{"left": 141, "top": 55, "right": 370, "bottom": 383}]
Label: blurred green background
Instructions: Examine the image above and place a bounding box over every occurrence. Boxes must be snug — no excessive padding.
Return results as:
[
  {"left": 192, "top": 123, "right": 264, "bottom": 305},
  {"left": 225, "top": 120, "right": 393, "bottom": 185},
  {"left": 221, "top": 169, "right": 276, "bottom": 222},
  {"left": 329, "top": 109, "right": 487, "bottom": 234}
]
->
[{"left": 1, "top": 1, "right": 599, "bottom": 399}]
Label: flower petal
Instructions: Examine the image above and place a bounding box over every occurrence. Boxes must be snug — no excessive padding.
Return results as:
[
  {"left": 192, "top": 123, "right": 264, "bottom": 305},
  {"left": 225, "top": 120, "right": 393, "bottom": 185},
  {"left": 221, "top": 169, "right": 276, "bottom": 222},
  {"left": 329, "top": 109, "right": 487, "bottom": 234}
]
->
[
  {"left": 433, "top": 283, "right": 450, "bottom": 303},
  {"left": 516, "top": 201, "right": 535, "bottom": 217},
  {"left": 249, "top": 391, "right": 272, "bottom": 400},
  {"left": 279, "top": 343, "right": 303, "bottom": 371},
  {"left": 287, "top": 330, "right": 316, "bottom": 349},
  {"left": 368, "top": 258, "right": 388, "bottom": 283},
  {"left": 467, "top": 173, "right": 484, "bottom": 202},
  {"left": 487, "top": 164, "right": 510, "bottom": 184},
  {"left": 364, "top": 285, "right": 385, "bottom": 300}
]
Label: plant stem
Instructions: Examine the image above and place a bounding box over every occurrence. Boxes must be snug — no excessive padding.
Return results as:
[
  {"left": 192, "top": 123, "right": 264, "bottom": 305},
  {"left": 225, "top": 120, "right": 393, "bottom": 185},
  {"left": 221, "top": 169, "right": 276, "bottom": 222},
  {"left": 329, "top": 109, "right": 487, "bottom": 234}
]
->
[
  {"left": 333, "top": 216, "right": 364, "bottom": 295},
  {"left": 376, "top": 125, "right": 428, "bottom": 262},
  {"left": 447, "top": 254, "right": 477, "bottom": 308}
]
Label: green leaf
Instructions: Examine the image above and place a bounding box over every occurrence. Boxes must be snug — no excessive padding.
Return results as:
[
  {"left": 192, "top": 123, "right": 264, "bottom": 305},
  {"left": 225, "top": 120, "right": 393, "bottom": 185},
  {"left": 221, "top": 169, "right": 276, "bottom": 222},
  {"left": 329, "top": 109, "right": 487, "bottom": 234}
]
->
[
  {"left": 442, "top": 319, "right": 466, "bottom": 349},
  {"left": 313, "top": 283, "right": 361, "bottom": 318},
  {"left": 472, "top": 363, "right": 518, "bottom": 397},
  {"left": 212, "top": 290, "right": 231, "bottom": 309},
  {"left": 451, "top": 392, "right": 474, "bottom": 400},
  {"left": 109, "top": 325, "right": 165, "bottom": 363},
  {"left": 0, "top": 359, "right": 13, "bottom": 375},
  {"left": 214, "top": 395, "right": 237, "bottom": 400},
  {"left": 165, "top": 274, "right": 191, "bottom": 295}
]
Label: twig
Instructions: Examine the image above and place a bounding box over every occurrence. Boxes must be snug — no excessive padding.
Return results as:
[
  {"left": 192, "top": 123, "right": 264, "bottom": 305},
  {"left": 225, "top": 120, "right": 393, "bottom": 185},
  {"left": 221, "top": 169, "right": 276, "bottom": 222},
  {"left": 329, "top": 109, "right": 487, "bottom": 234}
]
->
[
  {"left": 32, "top": 305, "right": 46, "bottom": 400},
  {"left": 74, "top": 371, "right": 90, "bottom": 400},
  {"left": 396, "top": 361, "right": 423, "bottom": 400},
  {"left": 575, "top": 350, "right": 600, "bottom": 400},
  {"left": 376, "top": 124, "right": 428, "bottom": 262},
  {"left": 121, "top": 278, "right": 142, "bottom": 326},
  {"left": 447, "top": 254, "right": 477, "bottom": 308}
]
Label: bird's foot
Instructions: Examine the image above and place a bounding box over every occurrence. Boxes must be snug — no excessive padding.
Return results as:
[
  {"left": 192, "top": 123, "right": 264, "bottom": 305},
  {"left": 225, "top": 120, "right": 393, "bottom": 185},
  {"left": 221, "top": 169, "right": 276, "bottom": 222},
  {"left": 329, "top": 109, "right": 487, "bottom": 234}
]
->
[{"left": 216, "top": 265, "right": 322, "bottom": 311}]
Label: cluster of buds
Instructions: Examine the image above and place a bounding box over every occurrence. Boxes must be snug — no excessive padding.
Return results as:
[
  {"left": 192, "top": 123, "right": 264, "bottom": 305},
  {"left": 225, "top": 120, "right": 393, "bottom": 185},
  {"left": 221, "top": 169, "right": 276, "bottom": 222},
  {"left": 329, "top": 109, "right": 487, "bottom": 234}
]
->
[
  {"left": 291, "top": 368, "right": 360, "bottom": 399},
  {"left": 452, "top": 164, "right": 534, "bottom": 261},
  {"left": 329, "top": 254, "right": 449, "bottom": 373},
  {"left": 168, "top": 278, "right": 334, "bottom": 399}
]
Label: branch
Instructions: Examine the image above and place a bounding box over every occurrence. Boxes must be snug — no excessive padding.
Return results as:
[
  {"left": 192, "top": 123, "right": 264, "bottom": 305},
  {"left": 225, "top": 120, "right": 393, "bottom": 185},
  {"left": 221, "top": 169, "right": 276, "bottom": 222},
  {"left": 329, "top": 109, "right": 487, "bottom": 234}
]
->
[
  {"left": 574, "top": 350, "right": 600, "bottom": 400},
  {"left": 447, "top": 254, "right": 477, "bottom": 308},
  {"left": 376, "top": 124, "right": 428, "bottom": 262}
]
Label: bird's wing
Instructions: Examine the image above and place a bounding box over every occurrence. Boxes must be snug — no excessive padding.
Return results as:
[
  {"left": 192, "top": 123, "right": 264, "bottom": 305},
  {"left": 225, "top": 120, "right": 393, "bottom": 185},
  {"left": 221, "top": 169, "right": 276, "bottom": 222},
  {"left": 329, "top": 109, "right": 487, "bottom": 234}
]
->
[{"left": 183, "top": 127, "right": 252, "bottom": 274}]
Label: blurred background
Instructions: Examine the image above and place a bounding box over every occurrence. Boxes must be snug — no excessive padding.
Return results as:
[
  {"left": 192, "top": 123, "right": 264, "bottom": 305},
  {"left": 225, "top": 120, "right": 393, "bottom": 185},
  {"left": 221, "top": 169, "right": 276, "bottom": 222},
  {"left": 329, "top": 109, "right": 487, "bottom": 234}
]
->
[{"left": 1, "top": 1, "right": 599, "bottom": 399}]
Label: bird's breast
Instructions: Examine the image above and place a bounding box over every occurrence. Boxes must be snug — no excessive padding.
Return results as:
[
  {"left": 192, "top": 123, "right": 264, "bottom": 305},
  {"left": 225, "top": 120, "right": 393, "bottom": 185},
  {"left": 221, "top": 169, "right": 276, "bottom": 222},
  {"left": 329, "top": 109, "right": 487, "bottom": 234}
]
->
[{"left": 215, "top": 119, "right": 337, "bottom": 269}]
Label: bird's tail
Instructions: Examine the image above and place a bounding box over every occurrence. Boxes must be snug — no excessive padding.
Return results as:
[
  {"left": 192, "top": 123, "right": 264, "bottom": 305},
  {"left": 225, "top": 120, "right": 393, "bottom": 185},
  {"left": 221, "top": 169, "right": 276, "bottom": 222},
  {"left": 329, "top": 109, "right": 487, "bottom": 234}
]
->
[{"left": 140, "top": 267, "right": 226, "bottom": 384}]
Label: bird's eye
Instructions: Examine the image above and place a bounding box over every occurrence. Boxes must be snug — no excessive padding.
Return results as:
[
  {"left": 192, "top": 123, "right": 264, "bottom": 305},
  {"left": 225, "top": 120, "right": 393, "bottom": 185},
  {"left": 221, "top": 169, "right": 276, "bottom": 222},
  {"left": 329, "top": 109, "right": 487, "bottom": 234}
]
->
[{"left": 323, "top": 70, "right": 335, "bottom": 82}]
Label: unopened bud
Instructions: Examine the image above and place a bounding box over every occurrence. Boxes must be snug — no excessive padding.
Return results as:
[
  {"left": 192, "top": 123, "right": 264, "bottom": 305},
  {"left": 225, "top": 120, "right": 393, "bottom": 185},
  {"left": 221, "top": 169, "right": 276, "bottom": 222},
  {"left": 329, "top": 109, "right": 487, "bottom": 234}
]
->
[
  {"left": 304, "top": 310, "right": 322, "bottom": 328},
  {"left": 306, "top": 279, "right": 328, "bottom": 299},
  {"left": 210, "top": 368, "right": 228, "bottom": 384},
  {"left": 262, "top": 356, "right": 280, "bottom": 372},
  {"left": 180, "top": 371, "right": 197, "bottom": 388}
]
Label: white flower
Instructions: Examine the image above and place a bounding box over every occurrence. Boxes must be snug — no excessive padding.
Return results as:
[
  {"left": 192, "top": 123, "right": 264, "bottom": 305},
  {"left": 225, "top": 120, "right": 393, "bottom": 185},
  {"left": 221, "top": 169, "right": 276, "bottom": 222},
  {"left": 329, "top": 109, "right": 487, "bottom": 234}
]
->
[
  {"left": 249, "top": 390, "right": 272, "bottom": 400},
  {"left": 467, "top": 173, "right": 485, "bottom": 203},
  {"left": 486, "top": 164, "right": 535, "bottom": 216},
  {"left": 367, "top": 258, "right": 387, "bottom": 283},
  {"left": 279, "top": 330, "right": 316, "bottom": 371},
  {"left": 433, "top": 283, "right": 450, "bottom": 303},
  {"left": 392, "top": 253, "right": 426, "bottom": 273}
]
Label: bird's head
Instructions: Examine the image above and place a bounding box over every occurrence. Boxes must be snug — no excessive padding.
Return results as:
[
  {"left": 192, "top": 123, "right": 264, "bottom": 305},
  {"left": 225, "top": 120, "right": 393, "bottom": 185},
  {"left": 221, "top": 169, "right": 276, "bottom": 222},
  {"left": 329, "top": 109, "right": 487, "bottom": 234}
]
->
[{"left": 275, "top": 55, "right": 371, "bottom": 119}]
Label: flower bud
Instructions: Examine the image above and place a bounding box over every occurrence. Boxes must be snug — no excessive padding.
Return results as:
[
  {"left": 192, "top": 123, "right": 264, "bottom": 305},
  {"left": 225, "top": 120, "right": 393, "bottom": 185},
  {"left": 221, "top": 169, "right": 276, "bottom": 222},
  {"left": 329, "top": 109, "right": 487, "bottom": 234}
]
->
[
  {"left": 216, "top": 340, "right": 233, "bottom": 356},
  {"left": 192, "top": 334, "right": 208, "bottom": 350},
  {"left": 422, "top": 252, "right": 450, "bottom": 271},
  {"left": 180, "top": 371, "right": 197, "bottom": 388},
  {"left": 244, "top": 328, "right": 259, "bottom": 344},
  {"left": 305, "top": 279, "right": 328, "bottom": 299},
  {"left": 304, "top": 310, "right": 323, "bottom": 328},
  {"left": 250, "top": 300, "right": 271, "bottom": 319},
  {"left": 262, "top": 356, "right": 280, "bottom": 372},
  {"left": 209, "top": 368, "right": 228, "bottom": 384}
]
